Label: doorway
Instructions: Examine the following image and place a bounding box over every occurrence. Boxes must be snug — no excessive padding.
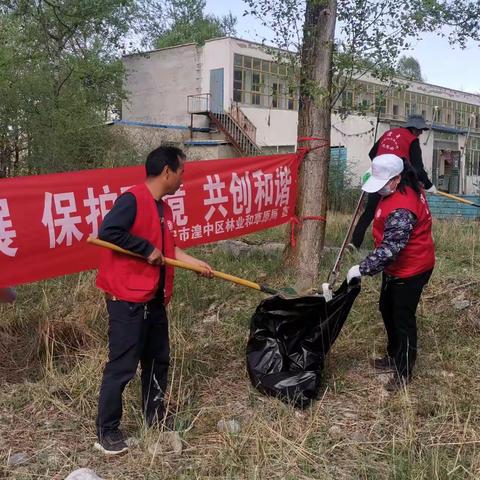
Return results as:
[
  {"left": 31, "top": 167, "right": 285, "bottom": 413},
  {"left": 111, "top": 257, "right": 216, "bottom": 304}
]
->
[
  {"left": 209, "top": 68, "right": 224, "bottom": 113},
  {"left": 433, "top": 149, "right": 460, "bottom": 194}
]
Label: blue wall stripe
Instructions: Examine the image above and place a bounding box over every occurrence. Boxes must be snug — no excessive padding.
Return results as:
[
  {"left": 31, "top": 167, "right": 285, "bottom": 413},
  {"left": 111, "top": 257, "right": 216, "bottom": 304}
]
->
[
  {"left": 427, "top": 193, "right": 480, "bottom": 219},
  {"left": 184, "top": 140, "right": 230, "bottom": 146},
  {"left": 112, "top": 119, "right": 210, "bottom": 132}
]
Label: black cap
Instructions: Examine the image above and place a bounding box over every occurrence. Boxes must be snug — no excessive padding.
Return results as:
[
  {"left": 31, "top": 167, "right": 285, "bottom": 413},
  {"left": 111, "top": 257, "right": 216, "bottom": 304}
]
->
[{"left": 405, "top": 114, "right": 429, "bottom": 130}]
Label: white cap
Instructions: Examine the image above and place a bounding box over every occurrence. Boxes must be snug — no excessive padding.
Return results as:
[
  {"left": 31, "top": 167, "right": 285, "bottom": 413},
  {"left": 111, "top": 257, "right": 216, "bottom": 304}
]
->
[{"left": 362, "top": 154, "right": 404, "bottom": 193}]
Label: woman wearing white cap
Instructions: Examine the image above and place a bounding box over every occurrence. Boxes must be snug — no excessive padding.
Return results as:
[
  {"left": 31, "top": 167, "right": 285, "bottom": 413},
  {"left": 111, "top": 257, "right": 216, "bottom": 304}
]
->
[
  {"left": 349, "top": 115, "right": 437, "bottom": 250},
  {"left": 347, "top": 154, "right": 435, "bottom": 392}
]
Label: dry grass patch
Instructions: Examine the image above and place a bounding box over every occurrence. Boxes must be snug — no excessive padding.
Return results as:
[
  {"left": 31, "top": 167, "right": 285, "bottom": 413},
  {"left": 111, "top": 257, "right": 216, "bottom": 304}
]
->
[{"left": 1, "top": 215, "right": 479, "bottom": 479}]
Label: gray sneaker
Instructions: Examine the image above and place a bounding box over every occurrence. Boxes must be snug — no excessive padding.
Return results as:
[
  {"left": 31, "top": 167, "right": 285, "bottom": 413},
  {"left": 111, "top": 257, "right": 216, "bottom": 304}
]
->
[{"left": 94, "top": 429, "right": 129, "bottom": 455}]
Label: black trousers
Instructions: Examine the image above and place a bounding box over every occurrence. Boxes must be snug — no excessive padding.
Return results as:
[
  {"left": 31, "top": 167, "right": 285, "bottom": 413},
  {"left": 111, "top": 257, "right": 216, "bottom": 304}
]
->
[
  {"left": 351, "top": 193, "right": 381, "bottom": 249},
  {"left": 379, "top": 269, "right": 433, "bottom": 379},
  {"left": 96, "top": 298, "right": 169, "bottom": 437}
]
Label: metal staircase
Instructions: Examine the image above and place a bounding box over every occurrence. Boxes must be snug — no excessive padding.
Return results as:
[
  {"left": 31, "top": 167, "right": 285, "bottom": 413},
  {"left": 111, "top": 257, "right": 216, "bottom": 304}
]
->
[
  {"left": 187, "top": 94, "right": 262, "bottom": 156},
  {"left": 208, "top": 111, "right": 262, "bottom": 157}
]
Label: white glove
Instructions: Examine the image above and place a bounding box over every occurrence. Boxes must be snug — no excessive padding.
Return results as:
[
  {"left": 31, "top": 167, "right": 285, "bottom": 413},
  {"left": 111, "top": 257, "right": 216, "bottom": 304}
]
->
[
  {"left": 426, "top": 185, "right": 438, "bottom": 194},
  {"left": 321, "top": 283, "right": 333, "bottom": 302},
  {"left": 347, "top": 265, "right": 362, "bottom": 284}
]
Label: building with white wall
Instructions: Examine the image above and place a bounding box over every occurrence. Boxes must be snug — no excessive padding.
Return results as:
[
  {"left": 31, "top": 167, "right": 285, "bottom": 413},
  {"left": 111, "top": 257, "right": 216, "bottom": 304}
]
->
[{"left": 122, "top": 36, "right": 480, "bottom": 195}]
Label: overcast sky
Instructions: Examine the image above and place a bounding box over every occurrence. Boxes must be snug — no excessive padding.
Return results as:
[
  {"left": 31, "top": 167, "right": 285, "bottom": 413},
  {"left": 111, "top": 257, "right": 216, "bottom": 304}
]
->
[{"left": 205, "top": 0, "right": 480, "bottom": 94}]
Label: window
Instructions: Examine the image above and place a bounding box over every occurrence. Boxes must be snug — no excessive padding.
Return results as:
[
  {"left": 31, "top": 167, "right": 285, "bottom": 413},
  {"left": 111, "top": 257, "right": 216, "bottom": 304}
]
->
[
  {"left": 466, "top": 137, "right": 480, "bottom": 176},
  {"left": 341, "top": 90, "right": 353, "bottom": 109},
  {"left": 362, "top": 98, "right": 370, "bottom": 112},
  {"left": 233, "top": 69, "right": 243, "bottom": 102},
  {"left": 455, "top": 111, "right": 463, "bottom": 126},
  {"left": 272, "top": 82, "right": 280, "bottom": 108},
  {"left": 232, "top": 54, "right": 298, "bottom": 110},
  {"left": 327, "top": 80, "right": 479, "bottom": 128},
  {"left": 252, "top": 72, "right": 261, "bottom": 105},
  {"left": 377, "top": 97, "right": 387, "bottom": 115},
  {"left": 287, "top": 85, "right": 296, "bottom": 110},
  {"left": 272, "top": 83, "right": 278, "bottom": 108}
]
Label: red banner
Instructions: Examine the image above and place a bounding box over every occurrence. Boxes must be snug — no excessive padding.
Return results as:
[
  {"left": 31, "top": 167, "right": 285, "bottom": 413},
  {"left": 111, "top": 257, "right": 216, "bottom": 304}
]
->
[{"left": 0, "top": 154, "right": 300, "bottom": 287}]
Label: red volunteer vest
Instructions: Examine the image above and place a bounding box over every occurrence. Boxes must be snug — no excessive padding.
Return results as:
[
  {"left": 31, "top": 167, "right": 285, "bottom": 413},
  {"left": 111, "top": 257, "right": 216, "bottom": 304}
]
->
[
  {"left": 96, "top": 183, "right": 176, "bottom": 304},
  {"left": 373, "top": 186, "right": 435, "bottom": 278},
  {"left": 376, "top": 128, "right": 417, "bottom": 161}
]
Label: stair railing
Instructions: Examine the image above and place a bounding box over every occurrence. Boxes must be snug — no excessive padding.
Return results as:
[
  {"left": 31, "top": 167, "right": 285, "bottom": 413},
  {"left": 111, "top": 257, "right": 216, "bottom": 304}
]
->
[
  {"left": 187, "top": 93, "right": 211, "bottom": 114},
  {"left": 229, "top": 101, "right": 257, "bottom": 144}
]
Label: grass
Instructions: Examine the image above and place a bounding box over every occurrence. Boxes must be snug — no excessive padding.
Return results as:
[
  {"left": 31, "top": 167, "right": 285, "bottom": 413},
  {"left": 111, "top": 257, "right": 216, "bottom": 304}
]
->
[{"left": 1, "top": 213, "right": 479, "bottom": 479}]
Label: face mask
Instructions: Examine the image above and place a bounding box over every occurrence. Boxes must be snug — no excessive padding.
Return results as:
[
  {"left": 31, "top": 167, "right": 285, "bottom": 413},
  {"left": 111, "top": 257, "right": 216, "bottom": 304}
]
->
[{"left": 378, "top": 184, "right": 395, "bottom": 197}]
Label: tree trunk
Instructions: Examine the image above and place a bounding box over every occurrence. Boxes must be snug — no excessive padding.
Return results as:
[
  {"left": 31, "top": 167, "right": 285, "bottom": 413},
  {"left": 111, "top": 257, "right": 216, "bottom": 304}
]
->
[{"left": 285, "top": 0, "right": 337, "bottom": 292}]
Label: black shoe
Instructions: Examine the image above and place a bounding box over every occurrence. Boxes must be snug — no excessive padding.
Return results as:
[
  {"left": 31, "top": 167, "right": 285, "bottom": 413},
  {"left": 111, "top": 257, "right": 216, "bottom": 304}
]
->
[
  {"left": 94, "top": 429, "right": 129, "bottom": 455},
  {"left": 385, "top": 375, "right": 410, "bottom": 392},
  {"left": 370, "top": 355, "right": 395, "bottom": 371}
]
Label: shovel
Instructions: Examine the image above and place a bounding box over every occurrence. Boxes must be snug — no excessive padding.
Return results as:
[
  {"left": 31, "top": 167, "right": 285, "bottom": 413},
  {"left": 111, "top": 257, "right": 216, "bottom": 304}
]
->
[
  {"left": 326, "top": 190, "right": 367, "bottom": 289},
  {"left": 433, "top": 190, "right": 480, "bottom": 208},
  {"left": 87, "top": 237, "right": 299, "bottom": 297}
]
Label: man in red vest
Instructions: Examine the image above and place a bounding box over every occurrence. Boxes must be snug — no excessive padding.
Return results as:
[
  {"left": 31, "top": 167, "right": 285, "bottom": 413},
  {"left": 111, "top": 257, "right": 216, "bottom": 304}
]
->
[
  {"left": 347, "top": 154, "right": 434, "bottom": 392},
  {"left": 94, "top": 146, "right": 213, "bottom": 455},
  {"left": 350, "top": 114, "right": 437, "bottom": 249}
]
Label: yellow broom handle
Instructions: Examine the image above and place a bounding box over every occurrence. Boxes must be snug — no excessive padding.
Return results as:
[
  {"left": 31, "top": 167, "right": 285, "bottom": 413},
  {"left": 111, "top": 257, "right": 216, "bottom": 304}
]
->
[
  {"left": 87, "top": 237, "right": 264, "bottom": 292},
  {"left": 434, "top": 190, "right": 476, "bottom": 207}
]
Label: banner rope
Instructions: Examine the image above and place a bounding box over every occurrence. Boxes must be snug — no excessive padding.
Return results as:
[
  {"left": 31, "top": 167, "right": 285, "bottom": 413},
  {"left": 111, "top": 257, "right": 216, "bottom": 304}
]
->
[
  {"left": 297, "top": 136, "right": 330, "bottom": 156},
  {"left": 289, "top": 137, "right": 329, "bottom": 247}
]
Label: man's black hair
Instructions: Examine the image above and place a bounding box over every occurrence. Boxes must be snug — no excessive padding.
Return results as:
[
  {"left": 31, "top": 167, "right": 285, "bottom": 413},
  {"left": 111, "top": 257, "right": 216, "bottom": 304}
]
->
[
  {"left": 398, "top": 159, "right": 422, "bottom": 195},
  {"left": 145, "top": 146, "right": 186, "bottom": 177}
]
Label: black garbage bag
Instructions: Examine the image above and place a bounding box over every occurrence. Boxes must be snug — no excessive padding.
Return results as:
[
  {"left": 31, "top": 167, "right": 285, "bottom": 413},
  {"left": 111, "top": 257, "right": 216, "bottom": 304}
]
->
[{"left": 246, "top": 280, "right": 361, "bottom": 408}]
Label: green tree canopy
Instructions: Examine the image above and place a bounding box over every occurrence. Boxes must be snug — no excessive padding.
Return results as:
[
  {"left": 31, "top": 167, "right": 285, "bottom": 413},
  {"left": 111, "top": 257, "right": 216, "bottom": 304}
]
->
[
  {"left": 0, "top": 0, "right": 237, "bottom": 177},
  {"left": 397, "top": 55, "right": 424, "bottom": 81},
  {"left": 153, "top": 0, "right": 237, "bottom": 48},
  {"left": 0, "top": 0, "right": 139, "bottom": 176}
]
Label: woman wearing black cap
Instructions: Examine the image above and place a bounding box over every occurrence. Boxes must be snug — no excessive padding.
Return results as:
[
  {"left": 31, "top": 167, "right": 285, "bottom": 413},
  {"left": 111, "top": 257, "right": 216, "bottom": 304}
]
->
[{"left": 350, "top": 114, "right": 437, "bottom": 250}]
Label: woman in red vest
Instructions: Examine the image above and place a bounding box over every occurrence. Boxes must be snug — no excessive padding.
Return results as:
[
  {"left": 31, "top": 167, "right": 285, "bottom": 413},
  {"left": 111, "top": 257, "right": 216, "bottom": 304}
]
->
[
  {"left": 94, "top": 146, "right": 213, "bottom": 455},
  {"left": 347, "top": 153, "right": 435, "bottom": 392}
]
